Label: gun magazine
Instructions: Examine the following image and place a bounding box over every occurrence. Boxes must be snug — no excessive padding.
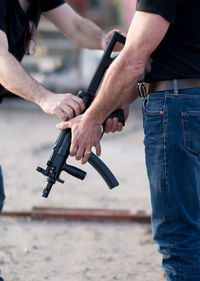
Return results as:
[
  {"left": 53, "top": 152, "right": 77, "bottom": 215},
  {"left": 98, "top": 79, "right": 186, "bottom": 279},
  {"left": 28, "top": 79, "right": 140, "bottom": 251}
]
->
[{"left": 88, "top": 152, "right": 119, "bottom": 189}]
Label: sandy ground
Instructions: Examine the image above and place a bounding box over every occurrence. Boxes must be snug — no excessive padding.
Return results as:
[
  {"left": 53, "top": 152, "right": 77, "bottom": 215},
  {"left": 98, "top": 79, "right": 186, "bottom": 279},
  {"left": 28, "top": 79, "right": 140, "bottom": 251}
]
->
[{"left": 0, "top": 97, "right": 164, "bottom": 281}]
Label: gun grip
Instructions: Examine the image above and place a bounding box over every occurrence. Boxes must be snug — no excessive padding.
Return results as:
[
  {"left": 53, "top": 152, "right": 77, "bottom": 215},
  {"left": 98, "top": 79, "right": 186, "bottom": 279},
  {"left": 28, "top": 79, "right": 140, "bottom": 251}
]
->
[
  {"left": 102, "top": 109, "right": 125, "bottom": 134},
  {"left": 107, "top": 109, "right": 125, "bottom": 126}
]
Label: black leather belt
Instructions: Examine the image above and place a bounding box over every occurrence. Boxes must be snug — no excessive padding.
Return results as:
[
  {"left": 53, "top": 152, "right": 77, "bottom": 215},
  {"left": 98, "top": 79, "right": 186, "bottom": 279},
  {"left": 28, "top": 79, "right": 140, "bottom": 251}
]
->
[{"left": 138, "top": 78, "right": 200, "bottom": 97}]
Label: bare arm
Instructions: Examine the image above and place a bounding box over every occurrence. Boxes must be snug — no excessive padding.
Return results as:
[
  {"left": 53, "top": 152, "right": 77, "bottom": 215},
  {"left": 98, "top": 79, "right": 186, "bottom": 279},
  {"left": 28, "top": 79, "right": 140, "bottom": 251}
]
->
[
  {"left": 0, "top": 31, "right": 49, "bottom": 103},
  {"left": 0, "top": 30, "right": 85, "bottom": 120},
  {"left": 42, "top": 3, "right": 106, "bottom": 50},
  {"left": 84, "top": 11, "right": 170, "bottom": 123},
  {"left": 57, "top": 11, "right": 170, "bottom": 163}
]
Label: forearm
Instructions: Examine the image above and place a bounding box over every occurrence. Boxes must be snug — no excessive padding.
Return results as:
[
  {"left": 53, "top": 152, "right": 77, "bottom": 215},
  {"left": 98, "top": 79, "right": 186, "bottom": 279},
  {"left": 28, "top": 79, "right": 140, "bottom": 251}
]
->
[
  {"left": 70, "top": 16, "right": 105, "bottom": 49},
  {"left": 84, "top": 51, "right": 144, "bottom": 124},
  {"left": 43, "top": 3, "right": 105, "bottom": 50},
  {"left": 0, "top": 51, "right": 52, "bottom": 104},
  {"left": 56, "top": 11, "right": 171, "bottom": 163},
  {"left": 82, "top": 11, "right": 170, "bottom": 124}
]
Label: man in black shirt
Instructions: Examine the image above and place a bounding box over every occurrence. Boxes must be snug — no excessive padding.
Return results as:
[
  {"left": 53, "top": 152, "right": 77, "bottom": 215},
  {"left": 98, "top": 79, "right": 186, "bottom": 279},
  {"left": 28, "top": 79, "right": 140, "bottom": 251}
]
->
[
  {"left": 58, "top": 0, "right": 200, "bottom": 279},
  {"left": 0, "top": 0, "right": 121, "bottom": 213}
]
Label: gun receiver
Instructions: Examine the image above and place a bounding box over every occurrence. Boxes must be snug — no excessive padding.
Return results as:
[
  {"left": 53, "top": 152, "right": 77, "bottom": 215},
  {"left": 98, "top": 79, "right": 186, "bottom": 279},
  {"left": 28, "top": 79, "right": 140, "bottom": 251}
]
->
[{"left": 37, "top": 32, "right": 126, "bottom": 198}]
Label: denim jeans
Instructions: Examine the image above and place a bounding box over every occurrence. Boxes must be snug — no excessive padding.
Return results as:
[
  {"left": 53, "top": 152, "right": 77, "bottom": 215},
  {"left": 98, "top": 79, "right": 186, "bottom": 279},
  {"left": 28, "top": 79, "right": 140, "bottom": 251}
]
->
[
  {"left": 0, "top": 166, "right": 5, "bottom": 213},
  {"left": 143, "top": 87, "right": 200, "bottom": 281}
]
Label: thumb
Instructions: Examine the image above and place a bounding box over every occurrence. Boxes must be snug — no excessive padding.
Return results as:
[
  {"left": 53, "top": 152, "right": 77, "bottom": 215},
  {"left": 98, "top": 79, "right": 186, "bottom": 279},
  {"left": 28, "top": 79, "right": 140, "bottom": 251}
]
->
[{"left": 56, "top": 121, "right": 70, "bottom": 130}]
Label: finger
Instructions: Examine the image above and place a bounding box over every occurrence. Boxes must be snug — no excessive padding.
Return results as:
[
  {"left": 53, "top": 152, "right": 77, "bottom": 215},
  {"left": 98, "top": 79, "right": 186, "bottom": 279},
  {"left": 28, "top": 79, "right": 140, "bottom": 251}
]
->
[
  {"left": 56, "top": 121, "right": 70, "bottom": 130},
  {"left": 111, "top": 118, "right": 119, "bottom": 132},
  {"left": 73, "top": 96, "right": 85, "bottom": 112},
  {"left": 62, "top": 95, "right": 85, "bottom": 117},
  {"left": 70, "top": 141, "right": 78, "bottom": 157},
  {"left": 72, "top": 102, "right": 81, "bottom": 116},
  {"left": 112, "top": 118, "right": 123, "bottom": 132},
  {"left": 117, "top": 122, "right": 123, "bottom": 132},
  {"left": 61, "top": 106, "right": 74, "bottom": 120},
  {"left": 81, "top": 148, "right": 92, "bottom": 165},
  {"left": 95, "top": 142, "right": 101, "bottom": 157},
  {"left": 63, "top": 101, "right": 82, "bottom": 117},
  {"left": 63, "top": 112, "right": 68, "bottom": 121},
  {"left": 104, "top": 119, "right": 112, "bottom": 133},
  {"left": 75, "top": 146, "right": 86, "bottom": 161},
  {"left": 107, "top": 117, "right": 119, "bottom": 133},
  {"left": 54, "top": 108, "right": 69, "bottom": 122}
]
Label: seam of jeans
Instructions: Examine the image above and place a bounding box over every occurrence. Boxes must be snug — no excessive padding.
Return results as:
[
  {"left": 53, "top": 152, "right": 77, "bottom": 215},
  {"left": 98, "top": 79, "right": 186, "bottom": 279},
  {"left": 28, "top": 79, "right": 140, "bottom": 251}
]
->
[
  {"left": 182, "top": 113, "right": 188, "bottom": 159},
  {"left": 163, "top": 95, "right": 175, "bottom": 254},
  {"left": 167, "top": 94, "right": 200, "bottom": 99}
]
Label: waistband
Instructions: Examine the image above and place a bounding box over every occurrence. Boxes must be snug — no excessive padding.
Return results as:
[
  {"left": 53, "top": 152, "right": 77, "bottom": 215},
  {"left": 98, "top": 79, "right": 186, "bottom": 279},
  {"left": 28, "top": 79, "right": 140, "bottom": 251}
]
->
[{"left": 138, "top": 78, "right": 200, "bottom": 97}]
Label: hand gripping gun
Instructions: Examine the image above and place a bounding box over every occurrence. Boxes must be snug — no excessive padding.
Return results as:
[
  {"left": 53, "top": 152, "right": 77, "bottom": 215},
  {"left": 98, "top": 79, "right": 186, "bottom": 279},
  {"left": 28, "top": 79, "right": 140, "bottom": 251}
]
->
[{"left": 36, "top": 31, "right": 126, "bottom": 198}]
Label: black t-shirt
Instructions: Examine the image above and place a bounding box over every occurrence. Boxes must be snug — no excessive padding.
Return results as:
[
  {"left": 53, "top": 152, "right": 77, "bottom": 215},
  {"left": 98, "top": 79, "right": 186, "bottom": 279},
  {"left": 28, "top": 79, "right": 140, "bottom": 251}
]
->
[
  {"left": 0, "top": 0, "right": 64, "bottom": 99},
  {"left": 137, "top": 0, "right": 200, "bottom": 82}
]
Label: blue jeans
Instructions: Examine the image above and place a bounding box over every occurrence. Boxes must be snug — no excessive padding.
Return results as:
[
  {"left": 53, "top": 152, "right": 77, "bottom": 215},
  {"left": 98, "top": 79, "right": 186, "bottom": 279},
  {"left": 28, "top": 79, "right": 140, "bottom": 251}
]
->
[
  {"left": 0, "top": 166, "right": 5, "bottom": 213},
  {"left": 143, "top": 87, "right": 200, "bottom": 280}
]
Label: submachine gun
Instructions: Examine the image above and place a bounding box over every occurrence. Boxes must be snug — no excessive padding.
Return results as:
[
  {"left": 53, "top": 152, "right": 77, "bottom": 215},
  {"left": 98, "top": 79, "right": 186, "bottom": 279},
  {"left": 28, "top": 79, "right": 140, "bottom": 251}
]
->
[{"left": 37, "top": 31, "right": 126, "bottom": 198}]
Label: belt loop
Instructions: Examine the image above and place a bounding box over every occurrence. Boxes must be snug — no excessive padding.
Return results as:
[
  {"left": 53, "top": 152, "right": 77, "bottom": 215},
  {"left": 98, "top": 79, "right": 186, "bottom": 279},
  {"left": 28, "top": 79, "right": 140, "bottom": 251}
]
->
[{"left": 173, "top": 79, "right": 179, "bottom": 96}]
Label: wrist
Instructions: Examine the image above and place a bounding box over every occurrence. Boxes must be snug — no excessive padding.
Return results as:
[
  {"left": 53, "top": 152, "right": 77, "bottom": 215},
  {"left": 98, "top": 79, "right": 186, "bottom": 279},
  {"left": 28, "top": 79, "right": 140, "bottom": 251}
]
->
[
  {"left": 33, "top": 86, "right": 53, "bottom": 106},
  {"left": 84, "top": 107, "right": 106, "bottom": 126}
]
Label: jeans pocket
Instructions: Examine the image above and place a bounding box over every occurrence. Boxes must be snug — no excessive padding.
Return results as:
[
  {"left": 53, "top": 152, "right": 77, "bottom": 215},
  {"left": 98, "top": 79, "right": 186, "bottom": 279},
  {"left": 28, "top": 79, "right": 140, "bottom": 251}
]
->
[
  {"left": 182, "top": 111, "right": 200, "bottom": 156},
  {"left": 143, "top": 96, "right": 165, "bottom": 115}
]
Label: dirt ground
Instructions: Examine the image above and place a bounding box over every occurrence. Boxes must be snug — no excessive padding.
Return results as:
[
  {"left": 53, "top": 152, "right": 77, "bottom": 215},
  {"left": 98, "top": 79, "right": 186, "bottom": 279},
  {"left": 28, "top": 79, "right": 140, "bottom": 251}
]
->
[{"left": 0, "top": 97, "right": 164, "bottom": 281}]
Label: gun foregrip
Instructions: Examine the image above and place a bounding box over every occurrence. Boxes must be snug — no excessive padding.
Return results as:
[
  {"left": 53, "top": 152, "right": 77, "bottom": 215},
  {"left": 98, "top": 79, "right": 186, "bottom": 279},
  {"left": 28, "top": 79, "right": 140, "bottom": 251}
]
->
[
  {"left": 63, "top": 164, "right": 86, "bottom": 180},
  {"left": 88, "top": 152, "right": 119, "bottom": 189}
]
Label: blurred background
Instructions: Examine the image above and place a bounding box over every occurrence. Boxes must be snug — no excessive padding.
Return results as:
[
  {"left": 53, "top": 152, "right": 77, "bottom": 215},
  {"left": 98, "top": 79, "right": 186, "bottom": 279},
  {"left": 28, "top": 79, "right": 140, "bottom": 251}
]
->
[{"left": 22, "top": 0, "right": 136, "bottom": 93}]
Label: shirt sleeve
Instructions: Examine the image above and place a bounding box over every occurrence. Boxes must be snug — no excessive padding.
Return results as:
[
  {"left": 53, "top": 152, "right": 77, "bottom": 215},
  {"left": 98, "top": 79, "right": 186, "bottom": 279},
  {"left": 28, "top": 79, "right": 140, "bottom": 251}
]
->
[
  {"left": 136, "top": 0, "right": 188, "bottom": 24},
  {"left": 0, "top": 1, "right": 7, "bottom": 32},
  {"left": 41, "top": 0, "right": 65, "bottom": 12}
]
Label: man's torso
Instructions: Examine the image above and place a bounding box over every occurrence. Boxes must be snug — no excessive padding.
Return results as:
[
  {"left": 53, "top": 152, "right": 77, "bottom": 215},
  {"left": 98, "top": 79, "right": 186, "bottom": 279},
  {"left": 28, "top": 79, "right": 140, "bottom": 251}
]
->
[{"left": 137, "top": 0, "right": 200, "bottom": 82}]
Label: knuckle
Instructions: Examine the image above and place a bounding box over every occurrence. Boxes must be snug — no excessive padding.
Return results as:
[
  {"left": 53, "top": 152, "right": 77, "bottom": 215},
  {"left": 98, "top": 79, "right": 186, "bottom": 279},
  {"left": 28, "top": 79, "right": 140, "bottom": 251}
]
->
[
  {"left": 73, "top": 104, "right": 80, "bottom": 116},
  {"left": 67, "top": 108, "right": 74, "bottom": 119}
]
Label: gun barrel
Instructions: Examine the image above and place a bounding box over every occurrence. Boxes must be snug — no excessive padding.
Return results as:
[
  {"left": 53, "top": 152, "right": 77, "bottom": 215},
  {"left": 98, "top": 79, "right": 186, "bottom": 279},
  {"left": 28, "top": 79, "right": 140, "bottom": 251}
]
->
[{"left": 42, "top": 181, "right": 54, "bottom": 198}]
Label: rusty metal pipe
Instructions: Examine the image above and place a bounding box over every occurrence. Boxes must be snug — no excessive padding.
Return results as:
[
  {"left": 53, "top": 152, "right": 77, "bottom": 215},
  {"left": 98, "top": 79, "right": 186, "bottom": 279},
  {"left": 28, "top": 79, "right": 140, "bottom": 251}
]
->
[{"left": 1, "top": 208, "right": 151, "bottom": 223}]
